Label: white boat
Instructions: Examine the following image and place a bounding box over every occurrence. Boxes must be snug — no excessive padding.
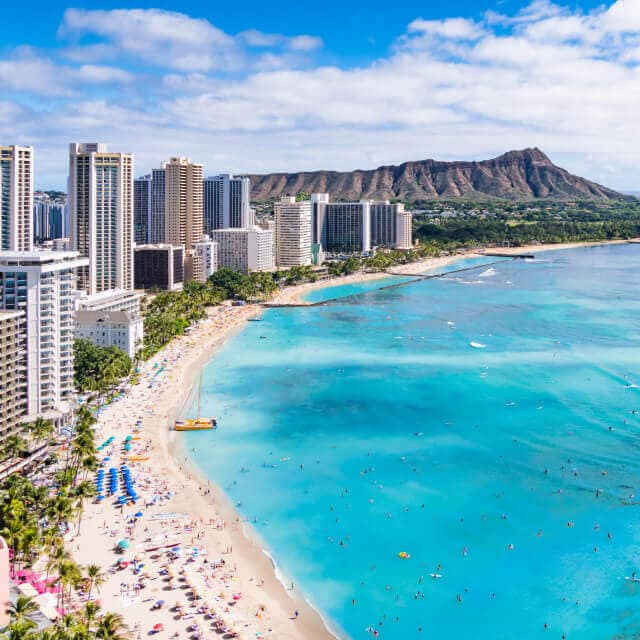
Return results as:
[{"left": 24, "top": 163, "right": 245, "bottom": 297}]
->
[{"left": 470, "top": 341, "right": 486, "bottom": 349}]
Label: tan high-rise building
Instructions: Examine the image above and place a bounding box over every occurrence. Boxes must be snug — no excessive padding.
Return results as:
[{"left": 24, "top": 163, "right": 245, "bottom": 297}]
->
[
  {"left": 0, "top": 310, "right": 27, "bottom": 451},
  {"left": 0, "top": 145, "right": 34, "bottom": 251},
  {"left": 68, "top": 143, "right": 134, "bottom": 296},
  {"left": 275, "top": 196, "right": 312, "bottom": 267},
  {"left": 164, "top": 157, "right": 203, "bottom": 282}
]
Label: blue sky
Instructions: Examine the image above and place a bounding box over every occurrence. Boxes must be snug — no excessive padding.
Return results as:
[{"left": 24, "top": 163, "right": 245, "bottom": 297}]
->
[{"left": 1, "top": 0, "right": 639, "bottom": 190}]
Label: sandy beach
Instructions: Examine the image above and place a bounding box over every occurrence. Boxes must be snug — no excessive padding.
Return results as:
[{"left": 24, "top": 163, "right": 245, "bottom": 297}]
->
[
  {"left": 66, "top": 238, "right": 635, "bottom": 639},
  {"left": 69, "top": 302, "right": 338, "bottom": 640},
  {"left": 267, "top": 253, "right": 480, "bottom": 306}
]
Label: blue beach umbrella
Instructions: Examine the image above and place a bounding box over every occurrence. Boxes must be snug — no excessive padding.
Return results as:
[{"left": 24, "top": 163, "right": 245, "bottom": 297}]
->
[
  {"left": 117, "top": 539, "right": 130, "bottom": 549},
  {"left": 134, "top": 511, "right": 143, "bottom": 518}
]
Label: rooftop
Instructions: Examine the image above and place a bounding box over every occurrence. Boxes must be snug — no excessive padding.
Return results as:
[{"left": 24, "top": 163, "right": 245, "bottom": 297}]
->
[{"left": 75, "top": 310, "right": 135, "bottom": 324}]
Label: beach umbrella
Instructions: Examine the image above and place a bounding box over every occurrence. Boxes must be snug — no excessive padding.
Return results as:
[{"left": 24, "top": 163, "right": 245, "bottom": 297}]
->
[
  {"left": 117, "top": 539, "right": 130, "bottom": 549},
  {"left": 135, "top": 511, "right": 143, "bottom": 518},
  {"left": 153, "top": 623, "right": 163, "bottom": 631}
]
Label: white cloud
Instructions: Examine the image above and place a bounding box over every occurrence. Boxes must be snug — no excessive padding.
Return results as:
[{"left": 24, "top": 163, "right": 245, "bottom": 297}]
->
[
  {"left": 288, "top": 35, "right": 323, "bottom": 51},
  {"left": 57, "top": 9, "right": 322, "bottom": 73},
  {"left": 59, "top": 8, "right": 241, "bottom": 72},
  {"left": 2, "top": 1, "right": 640, "bottom": 190},
  {"left": 77, "top": 65, "right": 133, "bottom": 84},
  {"left": 0, "top": 53, "right": 132, "bottom": 96},
  {"left": 408, "top": 17, "right": 485, "bottom": 40}
]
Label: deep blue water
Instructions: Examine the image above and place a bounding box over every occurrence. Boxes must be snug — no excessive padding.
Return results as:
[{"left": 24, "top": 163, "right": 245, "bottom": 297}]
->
[{"left": 187, "top": 245, "right": 640, "bottom": 639}]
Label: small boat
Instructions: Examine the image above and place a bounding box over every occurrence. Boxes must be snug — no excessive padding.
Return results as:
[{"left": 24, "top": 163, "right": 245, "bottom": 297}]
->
[
  {"left": 174, "top": 372, "right": 217, "bottom": 431},
  {"left": 174, "top": 418, "right": 216, "bottom": 431},
  {"left": 248, "top": 317, "right": 263, "bottom": 322}
]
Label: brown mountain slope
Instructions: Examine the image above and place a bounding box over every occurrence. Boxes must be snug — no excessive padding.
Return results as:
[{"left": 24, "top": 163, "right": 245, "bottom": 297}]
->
[{"left": 246, "top": 148, "right": 623, "bottom": 201}]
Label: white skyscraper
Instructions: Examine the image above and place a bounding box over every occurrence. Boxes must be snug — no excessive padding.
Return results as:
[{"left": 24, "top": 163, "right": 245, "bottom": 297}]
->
[
  {"left": 0, "top": 145, "right": 34, "bottom": 251},
  {"left": 68, "top": 143, "right": 134, "bottom": 296},
  {"left": 192, "top": 234, "right": 218, "bottom": 282},
  {"left": 275, "top": 196, "right": 312, "bottom": 267},
  {"left": 212, "top": 227, "right": 274, "bottom": 274},
  {"left": 204, "top": 174, "right": 250, "bottom": 231},
  {"left": 0, "top": 251, "right": 89, "bottom": 415}
]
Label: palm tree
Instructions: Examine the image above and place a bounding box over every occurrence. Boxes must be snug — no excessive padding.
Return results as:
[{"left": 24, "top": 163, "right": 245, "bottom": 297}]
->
[
  {"left": 72, "top": 481, "right": 95, "bottom": 535},
  {"left": 0, "top": 618, "right": 39, "bottom": 640},
  {"left": 84, "top": 564, "right": 106, "bottom": 600},
  {"left": 46, "top": 493, "right": 75, "bottom": 530},
  {"left": 81, "top": 601, "right": 102, "bottom": 629},
  {"left": 16, "top": 524, "right": 40, "bottom": 571},
  {"left": 2, "top": 434, "right": 28, "bottom": 461},
  {"left": 4, "top": 595, "right": 39, "bottom": 622},
  {"left": 49, "top": 614, "right": 90, "bottom": 640},
  {"left": 23, "top": 416, "right": 55, "bottom": 448},
  {"left": 54, "top": 558, "right": 81, "bottom": 612},
  {"left": 45, "top": 538, "right": 70, "bottom": 582},
  {"left": 94, "top": 612, "right": 131, "bottom": 640}
]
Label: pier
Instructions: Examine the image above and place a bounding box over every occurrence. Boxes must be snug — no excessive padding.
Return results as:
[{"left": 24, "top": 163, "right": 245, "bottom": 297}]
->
[
  {"left": 263, "top": 258, "right": 516, "bottom": 308},
  {"left": 482, "top": 252, "right": 535, "bottom": 259}
]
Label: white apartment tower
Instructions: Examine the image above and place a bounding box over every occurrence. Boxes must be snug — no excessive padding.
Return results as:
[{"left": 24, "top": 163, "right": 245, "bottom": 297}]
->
[
  {"left": 212, "top": 227, "right": 274, "bottom": 274},
  {"left": 0, "top": 251, "right": 89, "bottom": 415},
  {"left": 192, "top": 234, "right": 218, "bottom": 283},
  {"left": 68, "top": 143, "right": 134, "bottom": 296},
  {"left": 203, "top": 174, "right": 251, "bottom": 231},
  {"left": 275, "top": 196, "right": 312, "bottom": 267},
  {"left": 0, "top": 145, "right": 34, "bottom": 251}
]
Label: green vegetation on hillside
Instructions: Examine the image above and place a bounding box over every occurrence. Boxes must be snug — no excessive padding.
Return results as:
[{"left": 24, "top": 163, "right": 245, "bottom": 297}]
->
[{"left": 411, "top": 200, "right": 640, "bottom": 249}]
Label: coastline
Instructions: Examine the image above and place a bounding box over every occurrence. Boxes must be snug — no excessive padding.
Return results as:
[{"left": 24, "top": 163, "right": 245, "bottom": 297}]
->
[
  {"left": 67, "top": 237, "right": 634, "bottom": 639},
  {"left": 268, "top": 239, "right": 635, "bottom": 306},
  {"left": 69, "top": 303, "right": 339, "bottom": 640}
]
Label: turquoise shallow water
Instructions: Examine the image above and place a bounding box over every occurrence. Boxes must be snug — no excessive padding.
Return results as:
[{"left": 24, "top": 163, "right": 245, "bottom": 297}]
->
[{"left": 187, "top": 245, "right": 640, "bottom": 640}]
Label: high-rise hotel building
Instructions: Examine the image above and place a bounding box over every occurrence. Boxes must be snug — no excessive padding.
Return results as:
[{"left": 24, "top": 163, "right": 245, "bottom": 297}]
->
[
  {"left": 163, "top": 157, "right": 203, "bottom": 282},
  {"left": 134, "top": 174, "right": 152, "bottom": 244},
  {"left": 0, "top": 310, "right": 27, "bottom": 450},
  {"left": 203, "top": 174, "right": 250, "bottom": 232},
  {"left": 213, "top": 227, "right": 274, "bottom": 274},
  {"left": 275, "top": 196, "right": 312, "bottom": 267},
  {"left": 370, "top": 202, "right": 412, "bottom": 250},
  {"left": 0, "top": 145, "right": 34, "bottom": 251},
  {"left": 164, "top": 157, "right": 203, "bottom": 251},
  {"left": 68, "top": 143, "right": 134, "bottom": 296},
  {"left": 0, "top": 251, "right": 88, "bottom": 415},
  {"left": 150, "top": 167, "right": 166, "bottom": 244},
  {"left": 318, "top": 200, "right": 371, "bottom": 254}
]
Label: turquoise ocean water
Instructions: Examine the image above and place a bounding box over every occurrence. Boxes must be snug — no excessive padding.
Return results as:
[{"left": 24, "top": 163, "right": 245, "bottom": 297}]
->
[{"left": 186, "top": 245, "right": 640, "bottom": 639}]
